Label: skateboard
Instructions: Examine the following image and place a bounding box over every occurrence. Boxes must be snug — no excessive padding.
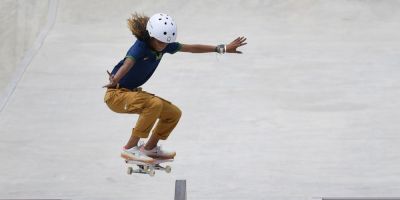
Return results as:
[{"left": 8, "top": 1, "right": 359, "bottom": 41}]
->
[{"left": 125, "top": 159, "right": 173, "bottom": 177}]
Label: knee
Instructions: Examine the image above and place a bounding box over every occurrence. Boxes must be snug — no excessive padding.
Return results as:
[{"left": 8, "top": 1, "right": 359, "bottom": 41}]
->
[
  {"left": 148, "top": 97, "right": 163, "bottom": 112},
  {"left": 163, "top": 104, "right": 182, "bottom": 123},
  {"left": 177, "top": 107, "right": 182, "bottom": 119},
  {"left": 174, "top": 106, "right": 182, "bottom": 121}
]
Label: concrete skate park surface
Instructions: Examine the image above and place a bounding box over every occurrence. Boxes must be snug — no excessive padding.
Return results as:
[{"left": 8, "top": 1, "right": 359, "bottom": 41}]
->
[
  {"left": 0, "top": 0, "right": 50, "bottom": 99},
  {"left": 1, "top": 0, "right": 400, "bottom": 199}
]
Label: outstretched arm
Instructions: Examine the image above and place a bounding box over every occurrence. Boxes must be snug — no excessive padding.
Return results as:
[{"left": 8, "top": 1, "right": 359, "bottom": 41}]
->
[{"left": 180, "top": 36, "right": 247, "bottom": 54}]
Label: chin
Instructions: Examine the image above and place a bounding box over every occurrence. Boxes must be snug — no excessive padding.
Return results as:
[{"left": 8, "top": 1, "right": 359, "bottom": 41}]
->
[{"left": 157, "top": 47, "right": 166, "bottom": 52}]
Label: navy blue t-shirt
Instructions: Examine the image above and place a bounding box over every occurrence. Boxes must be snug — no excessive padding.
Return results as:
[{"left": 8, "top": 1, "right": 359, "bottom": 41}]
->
[{"left": 111, "top": 40, "right": 181, "bottom": 89}]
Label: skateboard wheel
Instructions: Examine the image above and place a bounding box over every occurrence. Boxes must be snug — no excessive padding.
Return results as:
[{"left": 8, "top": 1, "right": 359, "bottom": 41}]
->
[
  {"left": 143, "top": 166, "right": 149, "bottom": 171},
  {"left": 127, "top": 167, "right": 133, "bottom": 175},
  {"left": 165, "top": 165, "right": 172, "bottom": 173},
  {"left": 149, "top": 169, "right": 155, "bottom": 177}
]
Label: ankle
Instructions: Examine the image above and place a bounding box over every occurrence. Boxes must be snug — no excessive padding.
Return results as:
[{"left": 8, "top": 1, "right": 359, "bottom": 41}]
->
[
  {"left": 124, "top": 144, "right": 137, "bottom": 150},
  {"left": 143, "top": 145, "right": 155, "bottom": 151}
]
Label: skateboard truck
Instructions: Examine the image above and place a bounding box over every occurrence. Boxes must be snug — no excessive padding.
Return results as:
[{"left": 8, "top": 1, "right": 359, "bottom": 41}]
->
[{"left": 125, "top": 159, "right": 173, "bottom": 177}]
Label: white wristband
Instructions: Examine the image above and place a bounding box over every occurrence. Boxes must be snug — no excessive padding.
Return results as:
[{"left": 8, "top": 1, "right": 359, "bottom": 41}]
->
[{"left": 216, "top": 44, "right": 226, "bottom": 54}]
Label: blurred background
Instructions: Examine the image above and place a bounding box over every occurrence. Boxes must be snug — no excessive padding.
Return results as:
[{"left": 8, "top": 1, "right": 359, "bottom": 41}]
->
[{"left": 1, "top": 0, "right": 400, "bottom": 199}]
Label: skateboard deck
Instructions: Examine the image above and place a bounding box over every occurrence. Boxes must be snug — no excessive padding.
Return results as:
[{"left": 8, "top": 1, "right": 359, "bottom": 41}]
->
[{"left": 124, "top": 159, "right": 173, "bottom": 177}]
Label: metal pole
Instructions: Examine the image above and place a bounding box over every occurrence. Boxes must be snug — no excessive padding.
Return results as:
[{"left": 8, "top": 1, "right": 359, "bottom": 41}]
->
[{"left": 174, "top": 179, "right": 187, "bottom": 200}]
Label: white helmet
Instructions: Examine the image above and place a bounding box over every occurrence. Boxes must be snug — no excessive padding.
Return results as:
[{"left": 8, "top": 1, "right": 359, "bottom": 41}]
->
[{"left": 146, "top": 13, "right": 177, "bottom": 43}]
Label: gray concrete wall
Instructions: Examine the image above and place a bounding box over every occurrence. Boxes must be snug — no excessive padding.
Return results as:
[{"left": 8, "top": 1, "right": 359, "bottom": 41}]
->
[{"left": 0, "top": 0, "right": 49, "bottom": 93}]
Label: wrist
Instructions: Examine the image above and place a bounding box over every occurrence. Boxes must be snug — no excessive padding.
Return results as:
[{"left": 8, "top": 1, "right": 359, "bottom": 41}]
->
[
  {"left": 111, "top": 77, "right": 120, "bottom": 87},
  {"left": 215, "top": 44, "right": 226, "bottom": 54}
]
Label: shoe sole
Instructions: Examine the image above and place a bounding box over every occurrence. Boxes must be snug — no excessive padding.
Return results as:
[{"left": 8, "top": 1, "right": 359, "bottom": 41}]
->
[
  {"left": 139, "top": 147, "right": 176, "bottom": 160},
  {"left": 121, "top": 152, "right": 155, "bottom": 164},
  {"left": 147, "top": 153, "right": 176, "bottom": 160}
]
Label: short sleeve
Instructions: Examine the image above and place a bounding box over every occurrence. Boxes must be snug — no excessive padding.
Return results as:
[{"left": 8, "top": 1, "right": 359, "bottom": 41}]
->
[
  {"left": 164, "top": 42, "right": 182, "bottom": 54},
  {"left": 125, "top": 40, "right": 146, "bottom": 61}
]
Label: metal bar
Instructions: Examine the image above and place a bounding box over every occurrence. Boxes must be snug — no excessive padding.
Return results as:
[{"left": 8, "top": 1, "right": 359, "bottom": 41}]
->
[
  {"left": 321, "top": 198, "right": 400, "bottom": 200},
  {"left": 174, "top": 179, "right": 187, "bottom": 200}
]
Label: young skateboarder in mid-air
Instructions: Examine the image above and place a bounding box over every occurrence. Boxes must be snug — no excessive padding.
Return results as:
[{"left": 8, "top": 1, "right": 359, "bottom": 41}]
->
[{"left": 103, "top": 13, "right": 247, "bottom": 163}]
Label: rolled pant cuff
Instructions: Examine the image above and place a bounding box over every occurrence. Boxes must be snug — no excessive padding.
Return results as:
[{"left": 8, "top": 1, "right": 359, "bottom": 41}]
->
[
  {"left": 155, "top": 134, "right": 169, "bottom": 140},
  {"left": 132, "top": 129, "right": 150, "bottom": 138}
]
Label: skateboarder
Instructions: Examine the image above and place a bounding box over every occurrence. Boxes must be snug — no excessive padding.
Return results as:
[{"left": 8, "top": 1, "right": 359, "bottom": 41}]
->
[{"left": 103, "top": 13, "right": 247, "bottom": 163}]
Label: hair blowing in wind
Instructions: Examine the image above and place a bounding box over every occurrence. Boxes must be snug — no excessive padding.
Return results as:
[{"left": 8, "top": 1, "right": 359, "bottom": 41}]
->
[{"left": 127, "top": 13, "right": 150, "bottom": 41}]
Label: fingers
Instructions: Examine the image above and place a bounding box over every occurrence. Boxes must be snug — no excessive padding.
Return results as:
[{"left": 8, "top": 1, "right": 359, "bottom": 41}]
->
[
  {"left": 102, "top": 81, "right": 113, "bottom": 88},
  {"left": 240, "top": 37, "right": 247, "bottom": 43},
  {"left": 238, "top": 37, "right": 247, "bottom": 45},
  {"left": 222, "top": 36, "right": 248, "bottom": 54},
  {"left": 234, "top": 36, "right": 246, "bottom": 42},
  {"left": 107, "top": 70, "right": 114, "bottom": 81},
  {"left": 108, "top": 70, "right": 115, "bottom": 82},
  {"left": 234, "top": 37, "right": 241, "bottom": 43},
  {"left": 233, "top": 37, "right": 247, "bottom": 51},
  {"left": 232, "top": 36, "right": 247, "bottom": 46},
  {"left": 104, "top": 70, "right": 116, "bottom": 88},
  {"left": 102, "top": 82, "right": 116, "bottom": 88}
]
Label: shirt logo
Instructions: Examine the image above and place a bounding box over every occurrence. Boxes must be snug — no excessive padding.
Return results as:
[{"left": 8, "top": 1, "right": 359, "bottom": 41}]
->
[{"left": 155, "top": 53, "right": 163, "bottom": 60}]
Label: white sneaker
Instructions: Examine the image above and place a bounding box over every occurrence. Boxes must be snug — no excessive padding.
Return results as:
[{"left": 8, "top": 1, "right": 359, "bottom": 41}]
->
[
  {"left": 121, "top": 146, "right": 155, "bottom": 163},
  {"left": 140, "top": 145, "right": 176, "bottom": 159}
]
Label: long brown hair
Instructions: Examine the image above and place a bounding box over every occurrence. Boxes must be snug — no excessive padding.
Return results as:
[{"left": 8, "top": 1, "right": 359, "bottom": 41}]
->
[{"left": 127, "top": 13, "right": 150, "bottom": 42}]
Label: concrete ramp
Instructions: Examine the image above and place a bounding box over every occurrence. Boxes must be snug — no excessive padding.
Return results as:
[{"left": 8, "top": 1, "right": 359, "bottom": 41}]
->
[
  {"left": 0, "top": 0, "right": 51, "bottom": 104},
  {"left": 1, "top": 1, "right": 400, "bottom": 199}
]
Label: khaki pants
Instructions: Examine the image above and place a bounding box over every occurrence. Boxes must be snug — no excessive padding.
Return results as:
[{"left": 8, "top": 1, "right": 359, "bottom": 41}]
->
[{"left": 104, "top": 88, "right": 182, "bottom": 140}]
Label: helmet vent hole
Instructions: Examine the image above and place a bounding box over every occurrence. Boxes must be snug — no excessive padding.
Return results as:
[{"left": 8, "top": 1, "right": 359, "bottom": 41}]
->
[
  {"left": 159, "top": 18, "right": 162, "bottom": 20},
  {"left": 173, "top": 33, "right": 175, "bottom": 36},
  {"left": 164, "top": 32, "right": 167, "bottom": 35},
  {"left": 164, "top": 22, "right": 167, "bottom": 25}
]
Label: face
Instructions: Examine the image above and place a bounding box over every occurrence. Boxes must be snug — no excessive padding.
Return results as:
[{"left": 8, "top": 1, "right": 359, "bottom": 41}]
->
[{"left": 150, "top": 38, "right": 168, "bottom": 51}]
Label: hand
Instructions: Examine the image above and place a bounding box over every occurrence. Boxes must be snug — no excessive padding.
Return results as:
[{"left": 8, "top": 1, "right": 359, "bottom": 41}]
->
[
  {"left": 103, "top": 70, "right": 117, "bottom": 88},
  {"left": 226, "top": 36, "right": 247, "bottom": 54}
]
